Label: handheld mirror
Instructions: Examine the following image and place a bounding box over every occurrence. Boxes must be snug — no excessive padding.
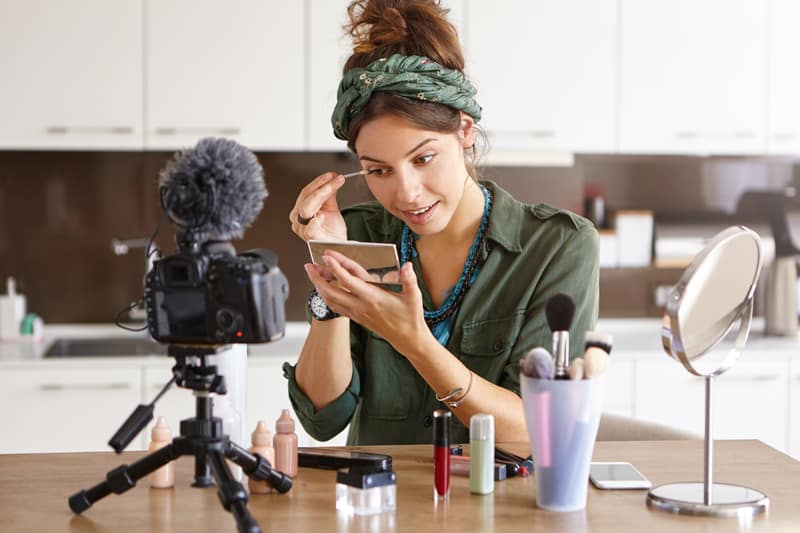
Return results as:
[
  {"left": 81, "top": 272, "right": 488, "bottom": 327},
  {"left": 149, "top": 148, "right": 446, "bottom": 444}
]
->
[{"left": 647, "top": 226, "right": 769, "bottom": 517}]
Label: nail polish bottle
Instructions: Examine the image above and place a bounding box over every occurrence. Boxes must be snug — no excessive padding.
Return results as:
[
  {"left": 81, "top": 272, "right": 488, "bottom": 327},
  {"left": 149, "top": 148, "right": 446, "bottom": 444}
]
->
[
  {"left": 249, "top": 420, "right": 275, "bottom": 494},
  {"left": 148, "top": 417, "right": 175, "bottom": 488},
  {"left": 273, "top": 409, "right": 298, "bottom": 477}
]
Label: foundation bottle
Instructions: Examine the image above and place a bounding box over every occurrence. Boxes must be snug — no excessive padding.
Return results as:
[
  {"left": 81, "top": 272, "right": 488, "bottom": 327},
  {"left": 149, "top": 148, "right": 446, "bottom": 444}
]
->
[
  {"left": 248, "top": 420, "right": 275, "bottom": 494},
  {"left": 273, "top": 409, "right": 298, "bottom": 477},
  {"left": 148, "top": 417, "right": 175, "bottom": 488}
]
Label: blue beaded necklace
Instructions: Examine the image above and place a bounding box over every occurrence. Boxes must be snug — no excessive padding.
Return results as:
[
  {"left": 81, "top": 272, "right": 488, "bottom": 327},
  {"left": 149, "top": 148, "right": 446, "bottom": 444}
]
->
[{"left": 400, "top": 184, "right": 492, "bottom": 346}]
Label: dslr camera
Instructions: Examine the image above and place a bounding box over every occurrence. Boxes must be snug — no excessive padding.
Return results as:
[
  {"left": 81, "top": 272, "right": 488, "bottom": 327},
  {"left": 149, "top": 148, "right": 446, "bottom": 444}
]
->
[{"left": 144, "top": 137, "right": 288, "bottom": 345}]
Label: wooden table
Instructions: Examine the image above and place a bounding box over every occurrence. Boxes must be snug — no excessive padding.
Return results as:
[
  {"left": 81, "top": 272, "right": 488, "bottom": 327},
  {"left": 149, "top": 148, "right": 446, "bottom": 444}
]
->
[{"left": 1, "top": 440, "right": 797, "bottom": 532}]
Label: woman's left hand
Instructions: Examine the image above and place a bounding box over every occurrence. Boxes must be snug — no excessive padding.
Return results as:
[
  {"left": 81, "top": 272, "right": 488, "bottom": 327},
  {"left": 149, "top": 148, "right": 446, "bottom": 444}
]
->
[{"left": 305, "top": 250, "right": 428, "bottom": 355}]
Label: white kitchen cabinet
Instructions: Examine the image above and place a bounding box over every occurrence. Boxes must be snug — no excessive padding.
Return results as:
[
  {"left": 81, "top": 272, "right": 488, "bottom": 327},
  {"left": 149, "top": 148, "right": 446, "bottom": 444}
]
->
[
  {"left": 619, "top": 0, "right": 767, "bottom": 154},
  {"left": 0, "top": 0, "right": 144, "bottom": 149},
  {"left": 247, "top": 359, "right": 348, "bottom": 447},
  {"left": 790, "top": 359, "right": 800, "bottom": 459},
  {"left": 464, "top": 0, "right": 617, "bottom": 153},
  {"left": 144, "top": 0, "right": 305, "bottom": 150},
  {"left": 0, "top": 364, "right": 142, "bottom": 453},
  {"left": 767, "top": 0, "right": 800, "bottom": 155},
  {"left": 307, "top": 0, "right": 465, "bottom": 150},
  {"left": 602, "top": 358, "right": 634, "bottom": 417},
  {"left": 634, "top": 357, "right": 789, "bottom": 453}
]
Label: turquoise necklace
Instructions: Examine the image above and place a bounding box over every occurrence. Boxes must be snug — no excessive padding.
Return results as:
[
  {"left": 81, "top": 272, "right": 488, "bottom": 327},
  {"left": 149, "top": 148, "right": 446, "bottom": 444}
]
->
[{"left": 400, "top": 184, "right": 492, "bottom": 346}]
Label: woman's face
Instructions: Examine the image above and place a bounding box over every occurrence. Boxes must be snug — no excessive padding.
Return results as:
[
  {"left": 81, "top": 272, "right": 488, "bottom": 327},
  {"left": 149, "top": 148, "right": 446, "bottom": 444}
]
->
[{"left": 353, "top": 113, "right": 475, "bottom": 236}]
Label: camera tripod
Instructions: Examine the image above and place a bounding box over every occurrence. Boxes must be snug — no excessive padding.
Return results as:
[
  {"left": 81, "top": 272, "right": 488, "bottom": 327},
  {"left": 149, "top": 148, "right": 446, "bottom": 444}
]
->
[{"left": 68, "top": 345, "right": 292, "bottom": 533}]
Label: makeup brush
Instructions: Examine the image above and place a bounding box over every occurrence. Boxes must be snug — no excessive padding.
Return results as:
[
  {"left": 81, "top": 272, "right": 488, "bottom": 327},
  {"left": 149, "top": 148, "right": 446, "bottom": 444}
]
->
[
  {"left": 545, "top": 293, "right": 576, "bottom": 379},
  {"left": 567, "top": 358, "right": 585, "bottom": 380},
  {"left": 519, "top": 347, "right": 555, "bottom": 379},
  {"left": 339, "top": 170, "right": 368, "bottom": 179},
  {"left": 583, "top": 331, "right": 613, "bottom": 378}
]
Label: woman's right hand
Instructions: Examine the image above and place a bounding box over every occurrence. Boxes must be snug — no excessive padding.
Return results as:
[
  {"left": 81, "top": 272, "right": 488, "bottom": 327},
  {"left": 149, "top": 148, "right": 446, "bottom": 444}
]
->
[{"left": 289, "top": 172, "right": 348, "bottom": 242}]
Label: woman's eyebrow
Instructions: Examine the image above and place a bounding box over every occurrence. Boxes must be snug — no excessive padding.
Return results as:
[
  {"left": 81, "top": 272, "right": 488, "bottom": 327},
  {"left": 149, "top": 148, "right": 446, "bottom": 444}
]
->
[{"left": 359, "top": 138, "right": 438, "bottom": 163}]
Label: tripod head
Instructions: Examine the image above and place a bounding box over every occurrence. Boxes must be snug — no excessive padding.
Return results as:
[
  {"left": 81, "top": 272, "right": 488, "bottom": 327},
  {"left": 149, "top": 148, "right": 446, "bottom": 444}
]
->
[{"left": 107, "top": 343, "right": 232, "bottom": 453}]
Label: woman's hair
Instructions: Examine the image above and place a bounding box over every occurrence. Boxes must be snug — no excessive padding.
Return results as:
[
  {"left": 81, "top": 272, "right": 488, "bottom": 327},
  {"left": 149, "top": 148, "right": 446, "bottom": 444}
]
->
[{"left": 342, "top": 0, "right": 484, "bottom": 175}]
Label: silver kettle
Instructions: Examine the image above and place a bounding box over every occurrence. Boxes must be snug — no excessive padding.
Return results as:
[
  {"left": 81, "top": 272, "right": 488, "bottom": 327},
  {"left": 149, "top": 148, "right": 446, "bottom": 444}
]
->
[{"left": 738, "top": 189, "right": 799, "bottom": 336}]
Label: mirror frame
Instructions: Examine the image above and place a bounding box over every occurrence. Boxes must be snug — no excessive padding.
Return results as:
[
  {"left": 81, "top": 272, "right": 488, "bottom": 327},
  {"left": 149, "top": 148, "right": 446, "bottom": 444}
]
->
[{"left": 661, "top": 226, "right": 762, "bottom": 377}]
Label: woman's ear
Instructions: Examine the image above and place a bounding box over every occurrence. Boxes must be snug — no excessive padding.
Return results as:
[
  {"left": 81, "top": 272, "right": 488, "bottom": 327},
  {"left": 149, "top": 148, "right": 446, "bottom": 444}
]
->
[{"left": 458, "top": 112, "right": 476, "bottom": 148}]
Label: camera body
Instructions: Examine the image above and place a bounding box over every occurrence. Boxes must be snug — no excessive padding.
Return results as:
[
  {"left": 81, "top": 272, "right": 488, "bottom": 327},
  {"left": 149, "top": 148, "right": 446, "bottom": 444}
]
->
[{"left": 145, "top": 241, "right": 288, "bottom": 345}]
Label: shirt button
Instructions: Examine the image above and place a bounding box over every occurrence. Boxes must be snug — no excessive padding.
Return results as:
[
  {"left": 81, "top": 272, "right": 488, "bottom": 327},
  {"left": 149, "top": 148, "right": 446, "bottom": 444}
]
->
[
  {"left": 493, "top": 340, "right": 504, "bottom": 351},
  {"left": 423, "top": 415, "right": 433, "bottom": 428}
]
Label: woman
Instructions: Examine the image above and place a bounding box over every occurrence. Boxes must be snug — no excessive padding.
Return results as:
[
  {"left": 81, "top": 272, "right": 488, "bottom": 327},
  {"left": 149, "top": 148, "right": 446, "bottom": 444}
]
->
[{"left": 285, "top": 0, "right": 599, "bottom": 445}]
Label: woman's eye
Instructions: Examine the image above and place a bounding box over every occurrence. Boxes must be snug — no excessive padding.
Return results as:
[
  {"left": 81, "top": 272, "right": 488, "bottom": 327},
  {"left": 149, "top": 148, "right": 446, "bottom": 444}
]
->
[
  {"left": 367, "top": 168, "right": 390, "bottom": 177},
  {"left": 416, "top": 154, "right": 435, "bottom": 164}
]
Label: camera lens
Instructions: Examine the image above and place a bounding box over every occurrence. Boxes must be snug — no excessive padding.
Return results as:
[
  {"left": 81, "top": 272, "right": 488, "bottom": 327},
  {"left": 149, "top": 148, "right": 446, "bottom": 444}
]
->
[{"left": 216, "top": 308, "right": 240, "bottom": 333}]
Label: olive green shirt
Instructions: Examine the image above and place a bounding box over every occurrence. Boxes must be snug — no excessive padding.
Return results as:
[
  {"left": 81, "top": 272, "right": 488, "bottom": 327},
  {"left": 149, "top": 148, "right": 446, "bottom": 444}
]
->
[{"left": 283, "top": 181, "right": 599, "bottom": 445}]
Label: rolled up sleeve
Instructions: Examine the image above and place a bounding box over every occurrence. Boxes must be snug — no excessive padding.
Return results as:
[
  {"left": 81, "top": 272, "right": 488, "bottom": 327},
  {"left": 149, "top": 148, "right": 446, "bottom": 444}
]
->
[{"left": 282, "top": 361, "right": 360, "bottom": 442}]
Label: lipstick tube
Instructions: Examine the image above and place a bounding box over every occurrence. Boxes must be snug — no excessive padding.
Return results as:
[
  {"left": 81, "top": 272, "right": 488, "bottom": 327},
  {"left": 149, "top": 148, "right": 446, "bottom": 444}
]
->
[{"left": 432, "top": 409, "right": 451, "bottom": 501}]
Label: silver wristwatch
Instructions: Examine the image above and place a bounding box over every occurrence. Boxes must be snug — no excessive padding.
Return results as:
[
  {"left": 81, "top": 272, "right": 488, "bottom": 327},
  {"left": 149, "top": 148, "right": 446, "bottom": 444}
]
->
[{"left": 307, "top": 288, "right": 340, "bottom": 321}]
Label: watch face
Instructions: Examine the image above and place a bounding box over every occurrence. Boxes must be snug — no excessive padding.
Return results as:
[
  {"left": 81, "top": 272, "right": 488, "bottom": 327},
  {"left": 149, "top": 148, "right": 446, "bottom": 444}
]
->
[{"left": 310, "top": 293, "right": 329, "bottom": 319}]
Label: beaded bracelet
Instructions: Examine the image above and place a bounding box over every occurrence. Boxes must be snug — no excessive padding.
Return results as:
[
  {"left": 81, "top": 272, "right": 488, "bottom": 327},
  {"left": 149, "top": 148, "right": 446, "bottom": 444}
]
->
[{"left": 435, "top": 371, "right": 474, "bottom": 408}]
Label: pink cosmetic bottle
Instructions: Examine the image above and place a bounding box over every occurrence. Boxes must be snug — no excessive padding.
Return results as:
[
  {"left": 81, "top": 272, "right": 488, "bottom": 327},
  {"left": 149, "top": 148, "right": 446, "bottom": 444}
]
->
[
  {"left": 273, "top": 409, "right": 298, "bottom": 478},
  {"left": 148, "top": 417, "right": 175, "bottom": 488},
  {"left": 248, "top": 420, "right": 275, "bottom": 494}
]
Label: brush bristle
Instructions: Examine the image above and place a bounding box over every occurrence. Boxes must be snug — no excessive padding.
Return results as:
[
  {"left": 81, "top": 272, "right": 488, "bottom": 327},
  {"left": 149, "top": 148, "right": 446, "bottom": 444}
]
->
[
  {"left": 520, "top": 347, "right": 555, "bottom": 379},
  {"left": 545, "top": 293, "right": 575, "bottom": 332},
  {"left": 584, "top": 331, "right": 613, "bottom": 354}
]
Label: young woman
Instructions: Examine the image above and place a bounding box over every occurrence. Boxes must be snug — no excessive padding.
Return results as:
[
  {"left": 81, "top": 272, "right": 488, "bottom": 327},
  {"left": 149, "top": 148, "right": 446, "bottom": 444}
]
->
[{"left": 286, "top": 0, "right": 599, "bottom": 445}]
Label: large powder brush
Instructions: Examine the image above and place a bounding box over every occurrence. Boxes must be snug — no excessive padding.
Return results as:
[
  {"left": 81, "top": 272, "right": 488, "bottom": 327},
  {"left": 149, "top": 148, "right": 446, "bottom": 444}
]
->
[{"left": 545, "top": 293, "right": 576, "bottom": 378}]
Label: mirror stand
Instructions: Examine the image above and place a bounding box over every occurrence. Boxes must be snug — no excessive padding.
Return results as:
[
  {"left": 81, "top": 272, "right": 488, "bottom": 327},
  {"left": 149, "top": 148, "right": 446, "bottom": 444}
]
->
[{"left": 647, "top": 299, "right": 769, "bottom": 518}]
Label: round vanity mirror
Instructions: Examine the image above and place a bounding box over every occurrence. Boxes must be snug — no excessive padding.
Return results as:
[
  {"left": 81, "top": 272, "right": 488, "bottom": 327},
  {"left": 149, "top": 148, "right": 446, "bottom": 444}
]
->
[
  {"left": 648, "top": 226, "right": 769, "bottom": 518},
  {"left": 662, "top": 226, "right": 762, "bottom": 376}
]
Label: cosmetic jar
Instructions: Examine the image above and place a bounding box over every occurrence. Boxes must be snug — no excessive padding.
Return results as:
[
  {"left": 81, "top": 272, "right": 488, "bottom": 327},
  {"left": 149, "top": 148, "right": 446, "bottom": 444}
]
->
[{"left": 335, "top": 469, "right": 397, "bottom": 515}]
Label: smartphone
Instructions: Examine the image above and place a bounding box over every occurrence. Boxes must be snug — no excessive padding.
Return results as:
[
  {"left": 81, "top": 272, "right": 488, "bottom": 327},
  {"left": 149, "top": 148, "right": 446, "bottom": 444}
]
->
[
  {"left": 297, "top": 448, "right": 392, "bottom": 473},
  {"left": 589, "top": 462, "right": 651, "bottom": 490},
  {"left": 307, "top": 240, "right": 401, "bottom": 288}
]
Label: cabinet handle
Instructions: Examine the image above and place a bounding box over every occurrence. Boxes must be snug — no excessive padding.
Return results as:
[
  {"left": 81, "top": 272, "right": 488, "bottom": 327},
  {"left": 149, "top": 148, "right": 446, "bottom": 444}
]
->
[
  {"left": 154, "top": 127, "right": 241, "bottom": 136},
  {"left": 487, "top": 129, "right": 556, "bottom": 140},
  {"left": 720, "top": 374, "right": 781, "bottom": 383},
  {"left": 774, "top": 132, "right": 796, "bottom": 141},
  {"left": 39, "top": 382, "right": 132, "bottom": 391},
  {"left": 46, "top": 126, "right": 134, "bottom": 135},
  {"left": 675, "top": 130, "right": 756, "bottom": 140}
]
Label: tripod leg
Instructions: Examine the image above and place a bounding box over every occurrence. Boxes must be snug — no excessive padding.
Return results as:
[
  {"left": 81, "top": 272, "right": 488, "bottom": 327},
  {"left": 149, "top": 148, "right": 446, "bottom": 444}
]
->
[
  {"left": 207, "top": 450, "right": 261, "bottom": 533},
  {"left": 226, "top": 441, "right": 293, "bottom": 494},
  {"left": 69, "top": 442, "right": 180, "bottom": 513}
]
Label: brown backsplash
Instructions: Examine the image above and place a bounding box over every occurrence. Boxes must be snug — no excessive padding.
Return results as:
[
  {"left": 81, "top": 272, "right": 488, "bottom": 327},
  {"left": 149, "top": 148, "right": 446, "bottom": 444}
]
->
[{"left": 1, "top": 151, "right": 797, "bottom": 323}]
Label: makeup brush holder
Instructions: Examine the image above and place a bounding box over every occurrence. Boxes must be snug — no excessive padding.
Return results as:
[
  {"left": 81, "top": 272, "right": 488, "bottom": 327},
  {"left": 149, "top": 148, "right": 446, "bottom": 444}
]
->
[{"left": 520, "top": 376, "right": 604, "bottom": 511}]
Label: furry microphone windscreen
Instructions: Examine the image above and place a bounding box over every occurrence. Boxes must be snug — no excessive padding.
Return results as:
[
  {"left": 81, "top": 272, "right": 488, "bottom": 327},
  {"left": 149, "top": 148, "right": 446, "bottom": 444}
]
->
[
  {"left": 159, "top": 137, "right": 267, "bottom": 241},
  {"left": 545, "top": 293, "right": 576, "bottom": 332}
]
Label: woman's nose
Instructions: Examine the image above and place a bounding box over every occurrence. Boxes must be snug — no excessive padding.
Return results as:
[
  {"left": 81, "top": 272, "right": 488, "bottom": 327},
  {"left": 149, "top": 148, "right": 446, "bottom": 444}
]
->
[{"left": 394, "top": 167, "right": 422, "bottom": 202}]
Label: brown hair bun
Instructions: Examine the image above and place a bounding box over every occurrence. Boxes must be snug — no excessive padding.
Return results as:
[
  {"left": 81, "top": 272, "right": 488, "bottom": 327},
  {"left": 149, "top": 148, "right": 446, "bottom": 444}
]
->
[{"left": 344, "top": 0, "right": 464, "bottom": 73}]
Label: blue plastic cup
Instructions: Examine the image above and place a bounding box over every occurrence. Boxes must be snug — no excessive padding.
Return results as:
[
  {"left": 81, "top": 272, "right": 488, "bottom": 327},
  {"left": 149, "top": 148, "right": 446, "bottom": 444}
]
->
[{"left": 520, "top": 376, "right": 604, "bottom": 511}]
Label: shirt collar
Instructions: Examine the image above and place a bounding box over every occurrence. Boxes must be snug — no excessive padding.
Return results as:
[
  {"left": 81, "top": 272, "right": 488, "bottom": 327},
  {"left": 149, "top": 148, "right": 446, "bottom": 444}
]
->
[{"left": 482, "top": 180, "right": 525, "bottom": 253}]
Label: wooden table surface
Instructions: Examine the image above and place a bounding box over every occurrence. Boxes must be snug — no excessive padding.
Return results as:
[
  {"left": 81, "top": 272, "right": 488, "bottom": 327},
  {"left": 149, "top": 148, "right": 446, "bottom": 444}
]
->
[{"left": 1, "top": 440, "right": 797, "bottom": 532}]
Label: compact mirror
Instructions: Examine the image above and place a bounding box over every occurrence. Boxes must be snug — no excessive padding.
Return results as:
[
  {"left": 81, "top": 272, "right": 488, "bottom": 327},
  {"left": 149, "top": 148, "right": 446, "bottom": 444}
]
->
[{"left": 648, "top": 226, "right": 769, "bottom": 518}]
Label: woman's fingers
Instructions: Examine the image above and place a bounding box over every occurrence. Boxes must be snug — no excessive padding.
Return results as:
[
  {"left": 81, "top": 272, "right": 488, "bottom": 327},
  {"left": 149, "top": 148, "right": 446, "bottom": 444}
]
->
[
  {"left": 290, "top": 172, "right": 344, "bottom": 223},
  {"left": 322, "top": 250, "right": 372, "bottom": 282}
]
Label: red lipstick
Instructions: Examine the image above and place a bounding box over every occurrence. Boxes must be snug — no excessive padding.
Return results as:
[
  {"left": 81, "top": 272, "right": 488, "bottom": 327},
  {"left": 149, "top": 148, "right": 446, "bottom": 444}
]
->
[{"left": 433, "top": 409, "right": 451, "bottom": 501}]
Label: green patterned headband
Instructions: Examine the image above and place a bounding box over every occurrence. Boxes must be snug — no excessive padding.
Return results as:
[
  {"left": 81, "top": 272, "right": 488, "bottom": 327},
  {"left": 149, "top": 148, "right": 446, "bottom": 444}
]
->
[{"left": 331, "top": 54, "right": 482, "bottom": 141}]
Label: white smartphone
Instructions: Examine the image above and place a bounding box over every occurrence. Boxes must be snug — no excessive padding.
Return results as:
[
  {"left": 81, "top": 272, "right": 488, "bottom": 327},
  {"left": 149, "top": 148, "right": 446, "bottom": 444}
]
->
[{"left": 589, "top": 462, "right": 651, "bottom": 490}]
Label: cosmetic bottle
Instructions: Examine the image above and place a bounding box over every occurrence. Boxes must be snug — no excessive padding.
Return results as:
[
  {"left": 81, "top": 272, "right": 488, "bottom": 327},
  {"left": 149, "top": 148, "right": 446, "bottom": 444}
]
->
[
  {"left": 336, "top": 469, "right": 397, "bottom": 515},
  {"left": 469, "top": 414, "right": 495, "bottom": 494},
  {"left": 248, "top": 420, "right": 275, "bottom": 494},
  {"left": 273, "top": 409, "right": 298, "bottom": 477},
  {"left": 148, "top": 417, "right": 175, "bottom": 488}
]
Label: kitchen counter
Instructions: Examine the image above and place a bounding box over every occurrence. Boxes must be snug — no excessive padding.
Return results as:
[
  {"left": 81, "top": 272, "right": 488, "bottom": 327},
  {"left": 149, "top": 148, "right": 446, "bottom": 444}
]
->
[
  {"left": 2, "top": 440, "right": 798, "bottom": 532},
  {"left": 1, "top": 317, "right": 798, "bottom": 364}
]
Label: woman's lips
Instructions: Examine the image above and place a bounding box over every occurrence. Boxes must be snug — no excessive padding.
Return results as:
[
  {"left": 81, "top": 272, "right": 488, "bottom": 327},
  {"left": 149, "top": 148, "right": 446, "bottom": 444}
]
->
[{"left": 402, "top": 201, "right": 438, "bottom": 225}]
